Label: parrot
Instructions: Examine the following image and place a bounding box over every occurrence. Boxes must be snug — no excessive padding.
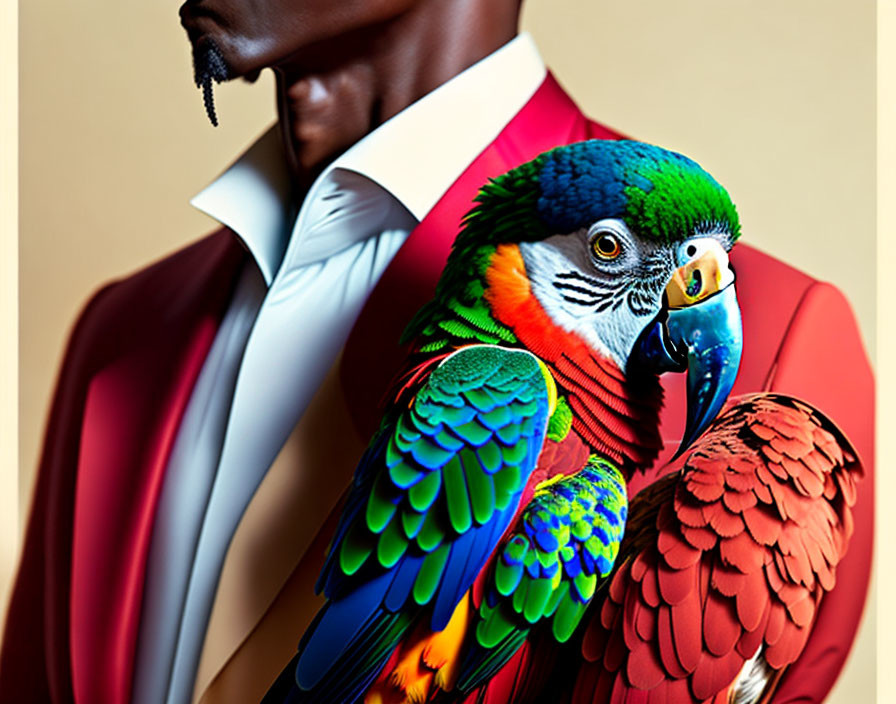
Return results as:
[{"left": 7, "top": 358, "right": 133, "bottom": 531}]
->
[{"left": 261, "top": 139, "right": 860, "bottom": 704}]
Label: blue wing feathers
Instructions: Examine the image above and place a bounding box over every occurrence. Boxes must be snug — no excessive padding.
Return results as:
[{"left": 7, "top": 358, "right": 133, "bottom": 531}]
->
[
  {"left": 383, "top": 554, "right": 424, "bottom": 613},
  {"left": 296, "top": 570, "right": 395, "bottom": 689},
  {"left": 430, "top": 529, "right": 479, "bottom": 630},
  {"left": 278, "top": 346, "right": 551, "bottom": 703}
]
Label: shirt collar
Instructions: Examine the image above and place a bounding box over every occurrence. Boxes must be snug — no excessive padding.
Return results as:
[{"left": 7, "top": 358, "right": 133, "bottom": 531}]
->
[
  {"left": 190, "top": 126, "right": 291, "bottom": 286},
  {"left": 327, "top": 32, "right": 546, "bottom": 221},
  {"left": 190, "top": 32, "right": 546, "bottom": 285}
]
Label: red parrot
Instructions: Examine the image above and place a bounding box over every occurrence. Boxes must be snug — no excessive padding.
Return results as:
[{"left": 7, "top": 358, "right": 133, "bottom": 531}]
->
[{"left": 569, "top": 393, "right": 862, "bottom": 704}]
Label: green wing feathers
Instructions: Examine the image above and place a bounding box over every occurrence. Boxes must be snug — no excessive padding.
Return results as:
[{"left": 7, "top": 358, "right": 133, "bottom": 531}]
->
[
  {"left": 484, "top": 457, "right": 627, "bottom": 641},
  {"left": 320, "top": 344, "right": 553, "bottom": 609},
  {"left": 457, "top": 458, "right": 628, "bottom": 692},
  {"left": 300, "top": 345, "right": 554, "bottom": 698}
]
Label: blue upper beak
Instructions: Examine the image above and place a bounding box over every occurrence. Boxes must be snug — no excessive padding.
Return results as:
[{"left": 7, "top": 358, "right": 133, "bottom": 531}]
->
[
  {"left": 666, "top": 283, "right": 742, "bottom": 454},
  {"left": 630, "top": 251, "right": 743, "bottom": 457}
]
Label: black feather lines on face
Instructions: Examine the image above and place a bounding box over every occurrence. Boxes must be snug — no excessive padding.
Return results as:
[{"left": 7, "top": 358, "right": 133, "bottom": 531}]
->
[
  {"left": 552, "top": 271, "right": 621, "bottom": 313},
  {"left": 627, "top": 248, "right": 673, "bottom": 316},
  {"left": 551, "top": 247, "right": 672, "bottom": 318}
]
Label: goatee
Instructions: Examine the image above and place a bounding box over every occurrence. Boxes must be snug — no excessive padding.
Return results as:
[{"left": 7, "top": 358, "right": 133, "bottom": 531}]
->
[{"left": 192, "top": 38, "right": 230, "bottom": 127}]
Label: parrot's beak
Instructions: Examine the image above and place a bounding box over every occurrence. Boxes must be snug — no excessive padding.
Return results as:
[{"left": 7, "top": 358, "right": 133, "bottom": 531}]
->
[{"left": 629, "top": 244, "right": 743, "bottom": 456}]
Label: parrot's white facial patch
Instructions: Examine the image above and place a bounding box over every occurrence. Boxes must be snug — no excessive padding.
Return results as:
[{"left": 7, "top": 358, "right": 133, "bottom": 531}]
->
[{"left": 518, "top": 219, "right": 676, "bottom": 370}]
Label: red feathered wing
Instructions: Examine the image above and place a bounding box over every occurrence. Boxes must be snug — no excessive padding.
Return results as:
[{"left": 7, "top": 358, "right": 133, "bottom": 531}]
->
[{"left": 573, "top": 393, "right": 862, "bottom": 704}]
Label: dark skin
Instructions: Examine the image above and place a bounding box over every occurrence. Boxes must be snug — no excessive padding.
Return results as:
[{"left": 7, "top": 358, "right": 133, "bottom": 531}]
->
[{"left": 180, "top": 0, "right": 522, "bottom": 193}]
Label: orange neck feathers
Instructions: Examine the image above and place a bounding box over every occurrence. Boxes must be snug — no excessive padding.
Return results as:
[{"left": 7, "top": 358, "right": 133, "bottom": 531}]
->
[{"left": 484, "top": 243, "right": 665, "bottom": 472}]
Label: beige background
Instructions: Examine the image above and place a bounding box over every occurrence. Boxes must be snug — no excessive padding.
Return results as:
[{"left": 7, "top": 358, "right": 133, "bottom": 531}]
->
[
  {"left": 9, "top": 0, "right": 879, "bottom": 700},
  {"left": 1, "top": 0, "right": 18, "bottom": 669},
  {"left": 875, "top": 4, "right": 892, "bottom": 702}
]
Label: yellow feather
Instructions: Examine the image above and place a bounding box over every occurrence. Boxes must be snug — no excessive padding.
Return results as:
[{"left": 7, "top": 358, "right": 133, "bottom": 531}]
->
[
  {"left": 365, "top": 593, "right": 472, "bottom": 704},
  {"left": 536, "top": 357, "right": 558, "bottom": 417}
]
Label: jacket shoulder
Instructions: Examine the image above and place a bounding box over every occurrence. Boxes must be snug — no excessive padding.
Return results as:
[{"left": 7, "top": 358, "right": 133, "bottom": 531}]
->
[
  {"left": 77, "top": 228, "right": 243, "bottom": 329},
  {"left": 585, "top": 117, "right": 628, "bottom": 140}
]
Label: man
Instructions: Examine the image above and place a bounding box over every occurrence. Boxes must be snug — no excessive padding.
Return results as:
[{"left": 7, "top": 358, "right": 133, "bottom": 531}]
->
[{"left": 1, "top": 1, "right": 873, "bottom": 703}]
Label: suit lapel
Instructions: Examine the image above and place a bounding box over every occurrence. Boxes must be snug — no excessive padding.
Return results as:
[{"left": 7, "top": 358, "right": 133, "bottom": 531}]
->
[
  {"left": 65, "top": 230, "right": 246, "bottom": 704},
  {"left": 191, "top": 357, "right": 367, "bottom": 702}
]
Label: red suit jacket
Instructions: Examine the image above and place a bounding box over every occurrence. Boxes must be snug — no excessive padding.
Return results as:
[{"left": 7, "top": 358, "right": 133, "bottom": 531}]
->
[{"left": 0, "top": 74, "right": 873, "bottom": 703}]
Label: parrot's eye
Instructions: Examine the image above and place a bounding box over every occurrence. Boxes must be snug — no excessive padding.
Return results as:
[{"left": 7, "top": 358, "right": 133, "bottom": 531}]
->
[{"left": 591, "top": 232, "right": 622, "bottom": 260}]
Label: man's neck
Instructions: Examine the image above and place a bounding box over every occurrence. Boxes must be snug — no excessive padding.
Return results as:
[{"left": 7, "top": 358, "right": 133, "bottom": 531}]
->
[{"left": 273, "top": 1, "right": 518, "bottom": 193}]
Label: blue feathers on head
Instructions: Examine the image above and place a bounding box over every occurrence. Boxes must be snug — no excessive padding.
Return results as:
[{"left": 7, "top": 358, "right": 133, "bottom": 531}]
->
[{"left": 535, "top": 140, "right": 740, "bottom": 243}]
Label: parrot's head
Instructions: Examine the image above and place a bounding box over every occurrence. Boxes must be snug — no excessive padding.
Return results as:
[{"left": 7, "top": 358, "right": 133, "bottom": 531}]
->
[{"left": 408, "top": 139, "right": 743, "bottom": 460}]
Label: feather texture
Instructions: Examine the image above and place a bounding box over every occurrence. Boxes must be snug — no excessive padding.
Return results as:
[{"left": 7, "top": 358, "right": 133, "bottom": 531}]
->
[
  {"left": 484, "top": 243, "right": 665, "bottom": 471},
  {"left": 456, "top": 457, "right": 628, "bottom": 696},
  {"left": 282, "top": 345, "right": 551, "bottom": 702},
  {"left": 572, "top": 394, "right": 862, "bottom": 704}
]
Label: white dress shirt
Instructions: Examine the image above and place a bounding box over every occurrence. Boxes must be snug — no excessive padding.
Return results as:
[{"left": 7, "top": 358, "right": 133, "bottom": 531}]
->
[{"left": 132, "top": 33, "right": 546, "bottom": 704}]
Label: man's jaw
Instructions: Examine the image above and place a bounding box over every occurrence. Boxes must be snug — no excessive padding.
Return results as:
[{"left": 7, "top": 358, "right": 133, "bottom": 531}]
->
[{"left": 192, "top": 38, "right": 231, "bottom": 126}]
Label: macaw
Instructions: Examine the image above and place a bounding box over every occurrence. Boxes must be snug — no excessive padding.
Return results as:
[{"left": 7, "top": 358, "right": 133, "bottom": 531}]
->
[{"left": 262, "top": 140, "right": 859, "bottom": 704}]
